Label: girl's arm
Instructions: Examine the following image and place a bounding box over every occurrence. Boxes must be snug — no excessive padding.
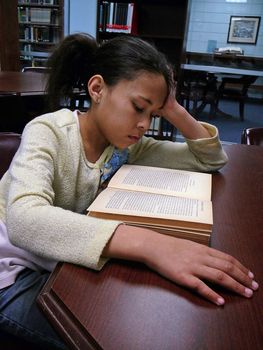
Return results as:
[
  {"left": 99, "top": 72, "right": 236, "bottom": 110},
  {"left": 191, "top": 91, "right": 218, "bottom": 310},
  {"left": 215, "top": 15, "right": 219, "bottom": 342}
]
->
[{"left": 103, "top": 224, "right": 259, "bottom": 306}]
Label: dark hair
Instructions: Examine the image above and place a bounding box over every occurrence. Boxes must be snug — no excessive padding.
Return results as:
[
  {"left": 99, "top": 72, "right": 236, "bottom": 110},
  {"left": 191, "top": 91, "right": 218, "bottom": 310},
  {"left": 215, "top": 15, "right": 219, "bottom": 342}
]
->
[{"left": 46, "top": 33, "right": 173, "bottom": 110}]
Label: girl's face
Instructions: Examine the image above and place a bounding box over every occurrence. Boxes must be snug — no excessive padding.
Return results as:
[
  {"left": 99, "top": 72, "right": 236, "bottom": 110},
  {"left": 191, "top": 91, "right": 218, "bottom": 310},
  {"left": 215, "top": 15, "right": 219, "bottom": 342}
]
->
[{"left": 93, "top": 72, "right": 168, "bottom": 149}]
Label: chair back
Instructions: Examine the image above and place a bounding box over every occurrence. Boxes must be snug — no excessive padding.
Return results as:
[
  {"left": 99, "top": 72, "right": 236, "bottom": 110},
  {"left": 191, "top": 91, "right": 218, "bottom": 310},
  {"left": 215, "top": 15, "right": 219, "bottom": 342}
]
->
[
  {"left": 241, "top": 127, "right": 263, "bottom": 146},
  {"left": 178, "top": 70, "right": 218, "bottom": 118},
  {"left": 22, "top": 66, "right": 50, "bottom": 74},
  {"left": 239, "top": 76, "right": 258, "bottom": 95},
  {"left": 0, "top": 132, "right": 21, "bottom": 179},
  {"left": 144, "top": 116, "right": 176, "bottom": 141},
  {"left": 220, "top": 76, "right": 257, "bottom": 95}
]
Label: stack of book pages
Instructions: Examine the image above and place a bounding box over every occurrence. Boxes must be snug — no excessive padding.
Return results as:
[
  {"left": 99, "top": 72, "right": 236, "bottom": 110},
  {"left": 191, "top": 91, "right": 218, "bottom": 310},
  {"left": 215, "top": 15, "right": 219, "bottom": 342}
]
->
[{"left": 87, "top": 164, "right": 213, "bottom": 245}]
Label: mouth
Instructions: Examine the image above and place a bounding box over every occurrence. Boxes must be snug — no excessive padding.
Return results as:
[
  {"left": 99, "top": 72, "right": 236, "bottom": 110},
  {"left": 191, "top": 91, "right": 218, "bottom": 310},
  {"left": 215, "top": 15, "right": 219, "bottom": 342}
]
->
[{"left": 128, "top": 135, "right": 141, "bottom": 143}]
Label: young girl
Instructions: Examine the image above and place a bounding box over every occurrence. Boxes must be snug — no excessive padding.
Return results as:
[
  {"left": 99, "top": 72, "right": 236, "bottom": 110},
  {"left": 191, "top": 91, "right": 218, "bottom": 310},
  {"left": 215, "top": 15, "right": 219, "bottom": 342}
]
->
[{"left": 0, "top": 34, "right": 258, "bottom": 349}]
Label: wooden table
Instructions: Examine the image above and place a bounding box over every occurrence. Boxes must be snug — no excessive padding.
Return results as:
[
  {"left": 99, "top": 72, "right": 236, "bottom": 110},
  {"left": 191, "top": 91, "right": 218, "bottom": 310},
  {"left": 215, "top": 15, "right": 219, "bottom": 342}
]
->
[
  {"left": 0, "top": 71, "right": 47, "bottom": 95},
  {"left": 180, "top": 64, "right": 263, "bottom": 119},
  {"left": 0, "top": 71, "right": 48, "bottom": 133},
  {"left": 38, "top": 145, "right": 263, "bottom": 350},
  {"left": 181, "top": 63, "right": 263, "bottom": 77}
]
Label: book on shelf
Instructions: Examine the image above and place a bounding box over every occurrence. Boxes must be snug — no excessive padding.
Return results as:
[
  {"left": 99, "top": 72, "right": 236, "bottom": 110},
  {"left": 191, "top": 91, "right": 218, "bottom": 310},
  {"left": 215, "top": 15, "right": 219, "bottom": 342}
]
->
[
  {"left": 87, "top": 164, "right": 213, "bottom": 245},
  {"left": 30, "top": 8, "right": 51, "bottom": 23},
  {"left": 99, "top": 2, "right": 136, "bottom": 34},
  {"left": 18, "top": 0, "right": 56, "bottom": 5}
]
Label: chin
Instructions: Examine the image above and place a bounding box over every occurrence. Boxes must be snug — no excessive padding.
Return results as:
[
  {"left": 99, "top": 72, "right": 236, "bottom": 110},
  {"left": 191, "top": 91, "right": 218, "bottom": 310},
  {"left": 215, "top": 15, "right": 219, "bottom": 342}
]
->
[{"left": 115, "top": 145, "right": 127, "bottom": 150}]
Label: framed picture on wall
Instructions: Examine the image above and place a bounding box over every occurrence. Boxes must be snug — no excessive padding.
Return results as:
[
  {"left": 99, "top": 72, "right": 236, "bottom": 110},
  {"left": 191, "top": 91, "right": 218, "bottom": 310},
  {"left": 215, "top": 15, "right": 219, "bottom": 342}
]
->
[{"left": 227, "top": 16, "right": 261, "bottom": 44}]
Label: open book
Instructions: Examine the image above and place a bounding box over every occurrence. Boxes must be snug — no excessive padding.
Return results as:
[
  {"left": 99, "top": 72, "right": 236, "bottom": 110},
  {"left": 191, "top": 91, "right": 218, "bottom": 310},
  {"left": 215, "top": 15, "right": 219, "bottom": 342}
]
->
[{"left": 87, "top": 164, "right": 213, "bottom": 245}]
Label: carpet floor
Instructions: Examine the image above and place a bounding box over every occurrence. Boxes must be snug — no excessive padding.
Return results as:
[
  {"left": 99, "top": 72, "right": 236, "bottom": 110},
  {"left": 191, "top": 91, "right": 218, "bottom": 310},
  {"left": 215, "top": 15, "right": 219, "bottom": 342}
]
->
[{"left": 177, "top": 98, "right": 263, "bottom": 144}]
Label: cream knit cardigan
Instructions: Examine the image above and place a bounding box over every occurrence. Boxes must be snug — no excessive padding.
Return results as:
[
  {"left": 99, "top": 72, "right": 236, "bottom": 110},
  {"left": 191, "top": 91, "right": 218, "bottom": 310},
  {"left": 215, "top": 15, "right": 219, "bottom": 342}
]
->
[{"left": 0, "top": 109, "right": 228, "bottom": 271}]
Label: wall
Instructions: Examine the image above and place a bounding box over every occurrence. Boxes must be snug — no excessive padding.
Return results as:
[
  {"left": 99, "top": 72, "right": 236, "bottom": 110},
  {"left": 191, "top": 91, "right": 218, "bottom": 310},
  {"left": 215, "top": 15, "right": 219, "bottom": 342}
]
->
[
  {"left": 64, "top": 0, "right": 262, "bottom": 95},
  {"left": 187, "top": 0, "right": 263, "bottom": 56},
  {"left": 66, "top": 1, "right": 262, "bottom": 57},
  {"left": 64, "top": 0, "right": 97, "bottom": 38}
]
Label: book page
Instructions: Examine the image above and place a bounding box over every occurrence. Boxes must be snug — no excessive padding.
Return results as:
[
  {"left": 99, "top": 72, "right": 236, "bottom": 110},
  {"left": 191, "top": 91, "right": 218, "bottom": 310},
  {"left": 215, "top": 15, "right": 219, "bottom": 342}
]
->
[
  {"left": 87, "top": 188, "right": 213, "bottom": 225},
  {"left": 108, "top": 164, "right": 211, "bottom": 201},
  {"left": 127, "top": 223, "right": 210, "bottom": 245}
]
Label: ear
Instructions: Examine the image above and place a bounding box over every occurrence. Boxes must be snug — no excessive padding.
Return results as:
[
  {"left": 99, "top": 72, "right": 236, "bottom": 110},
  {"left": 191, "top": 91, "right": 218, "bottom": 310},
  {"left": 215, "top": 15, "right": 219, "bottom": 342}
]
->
[{"left": 87, "top": 75, "right": 105, "bottom": 104}]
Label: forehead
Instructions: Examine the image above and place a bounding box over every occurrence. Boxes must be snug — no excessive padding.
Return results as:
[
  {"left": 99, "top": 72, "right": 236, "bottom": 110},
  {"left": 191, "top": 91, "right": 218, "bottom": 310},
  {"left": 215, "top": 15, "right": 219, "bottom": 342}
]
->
[{"left": 113, "top": 73, "right": 168, "bottom": 105}]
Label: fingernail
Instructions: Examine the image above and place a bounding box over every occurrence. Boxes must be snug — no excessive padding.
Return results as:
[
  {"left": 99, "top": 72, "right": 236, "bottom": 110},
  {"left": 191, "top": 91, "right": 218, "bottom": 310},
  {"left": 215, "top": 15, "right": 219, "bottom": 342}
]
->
[
  {"left": 216, "top": 297, "right": 225, "bottom": 306},
  {"left": 248, "top": 271, "right": 254, "bottom": 279},
  {"left": 244, "top": 288, "right": 253, "bottom": 297},
  {"left": 252, "top": 281, "right": 259, "bottom": 290}
]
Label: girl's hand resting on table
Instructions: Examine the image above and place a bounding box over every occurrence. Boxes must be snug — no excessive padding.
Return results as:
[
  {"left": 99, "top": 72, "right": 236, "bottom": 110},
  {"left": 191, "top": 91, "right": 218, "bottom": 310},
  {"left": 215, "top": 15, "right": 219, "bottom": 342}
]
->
[
  {"left": 103, "top": 225, "right": 259, "bottom": 306},
  {"left": 144, "top": 234, "right": 259, "bottom": 306}
]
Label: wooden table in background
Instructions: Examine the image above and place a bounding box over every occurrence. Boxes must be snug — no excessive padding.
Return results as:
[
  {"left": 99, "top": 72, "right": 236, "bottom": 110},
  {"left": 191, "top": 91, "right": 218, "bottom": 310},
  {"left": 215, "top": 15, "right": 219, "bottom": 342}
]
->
[
  {"left": 0, "top": 71, "right": 47, "bottom": 94},
  {"left": 181, "top": 63, "right": 263, "bottom": 77},
  {"left": 38, "top": 144, "right": 263, "bottom": 350},
  {"left": 0, "top": 71, "right": 48, "bottom": 133}
]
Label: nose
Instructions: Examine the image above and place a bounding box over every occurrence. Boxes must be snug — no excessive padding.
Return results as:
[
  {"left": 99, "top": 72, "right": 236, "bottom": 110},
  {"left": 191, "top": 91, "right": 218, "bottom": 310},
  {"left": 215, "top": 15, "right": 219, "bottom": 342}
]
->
[{"left": 137, "top": 116, "right": 152, "bottom": 131}]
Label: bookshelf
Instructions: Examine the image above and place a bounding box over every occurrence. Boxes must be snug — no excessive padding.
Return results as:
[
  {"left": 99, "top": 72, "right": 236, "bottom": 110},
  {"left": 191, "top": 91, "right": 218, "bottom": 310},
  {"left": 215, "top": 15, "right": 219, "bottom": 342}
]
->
[
  {"left": 97, "top": 0, "right": 191, "bottom": 83},
  {"left": 17, "top": 0, "right": 64, "bottom": 68}
]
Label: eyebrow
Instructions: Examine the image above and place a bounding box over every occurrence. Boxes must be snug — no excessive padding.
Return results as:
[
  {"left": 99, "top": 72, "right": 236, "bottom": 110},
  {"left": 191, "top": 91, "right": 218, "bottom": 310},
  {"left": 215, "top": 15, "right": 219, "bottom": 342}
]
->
[{"left": 138, "top": 95, "right": 164, "bottom": 109}]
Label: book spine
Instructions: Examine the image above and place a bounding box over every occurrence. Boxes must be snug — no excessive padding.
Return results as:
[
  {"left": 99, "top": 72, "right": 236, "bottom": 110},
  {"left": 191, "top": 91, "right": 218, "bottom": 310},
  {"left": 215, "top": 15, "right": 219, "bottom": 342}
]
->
[
  {"left": 102, "top": 1, "right": 109, "bottom": 32},
  {"left": 106, "top": 2, "right": 114, "bottom": 33},
  {"left": 127, "top": 3, "right": 134, "bottom": 34},
  {"left": 99, "top": 2, "right": 136, "bottom": 34}
]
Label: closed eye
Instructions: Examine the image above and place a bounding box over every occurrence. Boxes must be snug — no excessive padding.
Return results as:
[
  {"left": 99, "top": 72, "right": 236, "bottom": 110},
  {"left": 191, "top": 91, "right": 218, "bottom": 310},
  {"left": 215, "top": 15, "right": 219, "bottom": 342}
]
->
[{"left": 133, "top": 103, "right": 144, "bottom": 113}]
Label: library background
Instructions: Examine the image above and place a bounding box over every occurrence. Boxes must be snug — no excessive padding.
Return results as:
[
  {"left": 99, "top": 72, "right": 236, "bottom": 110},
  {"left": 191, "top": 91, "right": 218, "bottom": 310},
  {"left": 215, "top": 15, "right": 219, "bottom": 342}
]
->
[
  {"left": 0, "top": 0, "right": 190, "bottom": 80},
  {"left": 18, "top": 0, "right": 64, "bottom": 68},
  {"left": 0, "top": 0, "right": 263, "bottom": 142}
]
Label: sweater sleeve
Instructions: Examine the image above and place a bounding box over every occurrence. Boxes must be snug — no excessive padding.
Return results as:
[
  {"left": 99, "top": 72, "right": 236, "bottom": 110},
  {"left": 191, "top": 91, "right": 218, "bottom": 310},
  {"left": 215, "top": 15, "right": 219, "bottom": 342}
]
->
[
  {"left": 128, "top": 122, "right": 228, "bottom": 172},
  {"left": 5, "top": 115, "right": 121, "bottom": 271}
]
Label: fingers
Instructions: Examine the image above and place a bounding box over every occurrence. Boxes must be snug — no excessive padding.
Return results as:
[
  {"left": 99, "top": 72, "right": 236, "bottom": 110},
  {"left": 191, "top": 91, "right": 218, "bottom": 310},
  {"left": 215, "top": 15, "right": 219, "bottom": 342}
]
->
[
  {"left": 209, "top": 248, "right": 258, "bottom": 287},
  {"left": 204, "top": 255, "right": 257, "bottom": 288},
  {"left": 179, "top": 266, "right": 258, "bottom": 307},
  {"left": 173, "top": 245, "right": 259, "bottom": 305},
  {"left": 207, "top": 246, "right": 251, "bottom": 276},
  {"left": 180, "top": 275, "right": 225, "bottom": 306},
  {"left": 146, "top": 234, "right": 259, "bottom": 306},
  {"left": 198, "top": 266, "right": 257, "bottom": 299},
  {"left": 188, "top": 251, "right": 259, "bottom": 304},
  {"left": 195, "top": 245, "right": 256, "bottom": 283}
]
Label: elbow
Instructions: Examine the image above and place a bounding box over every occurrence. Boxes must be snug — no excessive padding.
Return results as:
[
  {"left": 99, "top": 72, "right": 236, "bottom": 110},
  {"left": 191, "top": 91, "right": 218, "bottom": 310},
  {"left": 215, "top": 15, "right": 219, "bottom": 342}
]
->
[
  {"left": 6, "top": 202, "right": 33, "bottom": 248},
  {"left": 194, "top": 149, "right": 229, "bottom": 173},
  {"left": 6, "top": 208, "right": 22, "bottom": 247},
  {"left": 205, "top": 151, "right": 229, "bottom": 172}
]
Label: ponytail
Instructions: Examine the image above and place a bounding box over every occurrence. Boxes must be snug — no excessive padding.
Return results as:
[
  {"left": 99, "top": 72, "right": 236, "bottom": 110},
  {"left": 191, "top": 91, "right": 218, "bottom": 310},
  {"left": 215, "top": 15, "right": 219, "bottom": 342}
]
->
[{"left": 46, "top": 33, "right": 98, "bottom": 110}]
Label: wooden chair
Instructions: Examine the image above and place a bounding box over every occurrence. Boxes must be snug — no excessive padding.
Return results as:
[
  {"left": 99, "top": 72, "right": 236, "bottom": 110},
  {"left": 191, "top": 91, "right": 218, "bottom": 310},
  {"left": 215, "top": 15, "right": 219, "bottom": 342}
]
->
[
  {"left": 216, "top": 75, "right": 257, "bottom": 121},
  {"left": 144, "top": 116, "right": 176, "bottom": 141},
  {"left": 241, "top": 127, "right": 263, "bottom": 146},
  {"left": 22, "top": 66, "right": 88, "bottom": 112},
  {"left": 0, "top": 132, "right": 21, "bottom": 178},
  {"left": 179, "top": 70, "right": 218, "bottom": 119},
  {"left": 21, "top": 66, "right": 50, "bottom": 74}
]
